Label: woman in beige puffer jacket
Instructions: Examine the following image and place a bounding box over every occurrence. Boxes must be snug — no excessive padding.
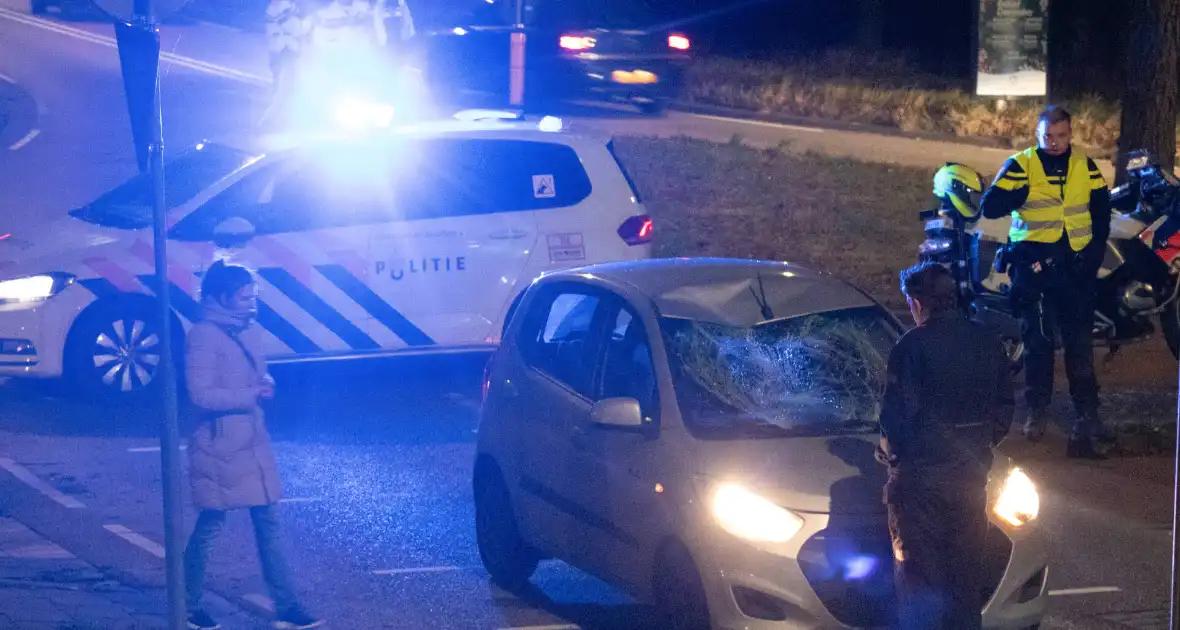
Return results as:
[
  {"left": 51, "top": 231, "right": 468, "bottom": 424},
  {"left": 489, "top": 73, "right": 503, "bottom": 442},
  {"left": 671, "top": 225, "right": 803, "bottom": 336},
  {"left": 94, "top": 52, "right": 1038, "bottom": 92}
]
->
[{"left": 182, "top": 260, "right": 322, "bottom": 630}]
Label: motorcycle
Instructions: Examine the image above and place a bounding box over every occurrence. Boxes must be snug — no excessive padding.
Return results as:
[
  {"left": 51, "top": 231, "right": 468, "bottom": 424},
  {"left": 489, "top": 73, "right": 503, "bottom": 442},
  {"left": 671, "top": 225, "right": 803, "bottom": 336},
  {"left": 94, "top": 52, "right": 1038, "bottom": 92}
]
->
[{"left": 918, "top": 150, "right": 1180, "bottom": 370}]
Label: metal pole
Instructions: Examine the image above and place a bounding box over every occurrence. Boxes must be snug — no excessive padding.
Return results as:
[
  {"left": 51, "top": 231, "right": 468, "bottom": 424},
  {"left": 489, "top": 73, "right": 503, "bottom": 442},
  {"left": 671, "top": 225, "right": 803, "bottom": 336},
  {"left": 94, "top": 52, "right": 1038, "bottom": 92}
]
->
[
  {"left": 1171, "top": 350, "right": 1180, "bottom": 629},
  {"left": 509, "top": 0, "right": 525, "bottom": 106},
  {"left": 133, "top": 0, "right": 187, "bottom": 627}
]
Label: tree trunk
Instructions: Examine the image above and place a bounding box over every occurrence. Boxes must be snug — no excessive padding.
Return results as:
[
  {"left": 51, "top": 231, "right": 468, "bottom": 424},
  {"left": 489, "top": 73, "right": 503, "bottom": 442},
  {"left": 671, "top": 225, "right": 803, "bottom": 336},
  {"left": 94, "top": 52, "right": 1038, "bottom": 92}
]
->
[{"left": 1116, "top": 0, "right": 1180, "bottom": 183}]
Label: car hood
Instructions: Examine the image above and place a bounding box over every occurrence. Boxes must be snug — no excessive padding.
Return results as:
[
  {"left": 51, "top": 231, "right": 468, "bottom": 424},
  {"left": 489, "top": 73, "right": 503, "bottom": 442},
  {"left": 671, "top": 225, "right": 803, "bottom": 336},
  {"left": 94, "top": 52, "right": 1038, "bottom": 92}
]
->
[
  {"left": 0, "top": 217, "right": 132, "bottom": 279},
  {"left": 695, "top": 434, "right": 889, "bottom": 515}
]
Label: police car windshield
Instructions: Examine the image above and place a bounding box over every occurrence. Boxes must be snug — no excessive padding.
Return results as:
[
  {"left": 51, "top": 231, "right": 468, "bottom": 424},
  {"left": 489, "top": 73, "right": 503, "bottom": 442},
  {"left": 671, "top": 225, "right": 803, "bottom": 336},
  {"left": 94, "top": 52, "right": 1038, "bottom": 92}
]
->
[
  {"left": 661, "top": 307, "right": 898, "bottom": 440},
  {"left": 69, "top": 144, "right": 254, "bottom": 230}
]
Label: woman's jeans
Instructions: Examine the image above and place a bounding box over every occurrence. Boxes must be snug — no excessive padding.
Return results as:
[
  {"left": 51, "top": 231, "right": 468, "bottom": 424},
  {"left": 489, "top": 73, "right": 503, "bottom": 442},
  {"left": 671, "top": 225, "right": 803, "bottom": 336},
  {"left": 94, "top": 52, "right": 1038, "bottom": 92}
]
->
[{"left": 184, "top": 506, "right": 299, "bottom": 614}]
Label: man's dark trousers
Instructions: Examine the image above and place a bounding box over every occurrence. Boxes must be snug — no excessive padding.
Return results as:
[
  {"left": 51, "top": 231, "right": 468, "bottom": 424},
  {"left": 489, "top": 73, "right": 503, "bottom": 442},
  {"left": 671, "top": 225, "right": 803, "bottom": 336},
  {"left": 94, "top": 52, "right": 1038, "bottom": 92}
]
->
[
  {"left": 1011, "top": 252, "right": 1100, "bottom": 439},
  {"left": 888, "top": 480, "right": 988, "bottom": 630}
]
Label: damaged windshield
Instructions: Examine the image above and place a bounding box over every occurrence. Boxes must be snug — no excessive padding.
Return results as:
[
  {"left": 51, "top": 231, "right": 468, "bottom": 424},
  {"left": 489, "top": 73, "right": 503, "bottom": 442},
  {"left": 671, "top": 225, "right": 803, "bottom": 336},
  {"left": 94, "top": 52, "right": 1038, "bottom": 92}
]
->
[{"left": 661, "top": 307, "right": 899, "bottom": 439}]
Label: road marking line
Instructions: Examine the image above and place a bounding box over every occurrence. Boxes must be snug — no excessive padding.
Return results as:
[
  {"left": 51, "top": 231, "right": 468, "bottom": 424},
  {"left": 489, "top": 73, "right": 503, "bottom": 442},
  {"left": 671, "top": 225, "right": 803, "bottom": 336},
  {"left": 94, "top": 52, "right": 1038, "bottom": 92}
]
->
[
  {"left": 103, "top": 524, "right": 165, "bottom": 558},
  {"left": 689, "top": 113, "right": 826, "bottom": 133},
  {"left": 242, "top": 593, "right": 275, "bottom": 611},
  {"left": 1048, "top": 586, "right": 1122, "bottom": 596},
  {"left": 0, "top": 7, "right": 269, "bottom": 86},
  {"left": 126, "top": 444, "right": 187, "bottom": 453},
  {"left": 0, "top": 457, "right": 85, "bottom": 508},
  {"left": 8, "top": 128, "right": 39, "bottom": 150},
  {"left": 0, "top": 71, "right": 16, "bottom": 84},
  {"left": 279, "top": 497, "right": 321, "bottom": 503},
  {"left": 372, "top": 565, "right": 470, "bottom": 575},
  {"left": 500, "top": 622, "right": 582, "bottom": 627}
]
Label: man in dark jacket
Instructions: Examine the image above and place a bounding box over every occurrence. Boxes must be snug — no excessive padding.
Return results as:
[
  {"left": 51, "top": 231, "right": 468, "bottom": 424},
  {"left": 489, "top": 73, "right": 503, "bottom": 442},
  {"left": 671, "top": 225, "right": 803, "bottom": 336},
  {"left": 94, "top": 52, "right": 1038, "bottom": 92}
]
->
[{"left": 879, "top": 262, "right": 1015, "bottom": 630}]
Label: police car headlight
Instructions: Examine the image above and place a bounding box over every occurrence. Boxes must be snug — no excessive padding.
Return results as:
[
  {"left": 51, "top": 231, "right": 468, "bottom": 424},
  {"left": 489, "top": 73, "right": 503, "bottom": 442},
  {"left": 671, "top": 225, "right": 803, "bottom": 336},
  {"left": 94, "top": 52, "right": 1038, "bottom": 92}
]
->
[
  {"left": 0, "top": 273, "right": 75, "bottom": 304},
  {"left": 994, "top": 467, "right": 1039, "bottom": 527},
  {"left": 711, "top": 483, "right": 804, "bottom": 544}
]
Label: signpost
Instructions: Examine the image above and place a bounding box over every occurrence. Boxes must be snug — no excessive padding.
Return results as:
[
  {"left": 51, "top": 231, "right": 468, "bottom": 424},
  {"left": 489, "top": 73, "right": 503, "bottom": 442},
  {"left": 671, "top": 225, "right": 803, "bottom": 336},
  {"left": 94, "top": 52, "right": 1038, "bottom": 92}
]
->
[
  {"left": 94, "top": 0, "right": 192, "bottom": 626},
  {"left": 509, "top": 0, "right": 526, "bottom": 106},
  {"left": 975, "top": 0, "right": 1048, "bottom": 98}
]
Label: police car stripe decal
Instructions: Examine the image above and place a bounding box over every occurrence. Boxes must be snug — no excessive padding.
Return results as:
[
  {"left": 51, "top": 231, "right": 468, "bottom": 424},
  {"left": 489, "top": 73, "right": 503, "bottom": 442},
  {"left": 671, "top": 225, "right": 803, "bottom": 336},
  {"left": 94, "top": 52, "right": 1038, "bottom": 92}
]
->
[
  {"left": 136, "top": 275, "right": 203, "bottom": 325},
  {"left": 78, "top": 278, "right": 121, "bottom": 299},
  {"left": 128, "top": 240, "right": 199, "bottom": 297},
  {"left": 255, "top": 301, "right": 322, "bottom": 354},
  {"left": 315, "top": 264, "right": 436, "bottom": 346},
  {"left": 256, "top": 268, "right": 381, "bottom": 351},
  {"left": 83, "top": 257, "right": 142, "bottom": 293}
]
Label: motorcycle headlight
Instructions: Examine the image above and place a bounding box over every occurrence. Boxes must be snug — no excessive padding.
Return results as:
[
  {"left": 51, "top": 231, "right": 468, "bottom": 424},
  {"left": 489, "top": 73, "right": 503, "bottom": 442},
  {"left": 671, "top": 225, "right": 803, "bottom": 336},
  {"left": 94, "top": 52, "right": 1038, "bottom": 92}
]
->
[
  {"left": 993, "top": 467, "right": 1039, "bottom": 527},
  {"left": 919, "top": 238, "right": 954, "bottom": 255},
  {"left": 0, "top": 273, "right": 74, "bottom": 305},
  {"left": 710, "top": 483, "right": 804, "bottom": 544}
]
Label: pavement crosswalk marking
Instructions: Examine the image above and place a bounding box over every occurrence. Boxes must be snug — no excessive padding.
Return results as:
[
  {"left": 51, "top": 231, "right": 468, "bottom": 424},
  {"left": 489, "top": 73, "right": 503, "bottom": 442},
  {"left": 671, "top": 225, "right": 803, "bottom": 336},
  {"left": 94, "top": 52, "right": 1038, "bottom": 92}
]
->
[
  {"left": 0, "top": 457, "right": 85, "bottom": 508},
  {"left": 102, "top": 524, "right": 165, "bottom": 558}
]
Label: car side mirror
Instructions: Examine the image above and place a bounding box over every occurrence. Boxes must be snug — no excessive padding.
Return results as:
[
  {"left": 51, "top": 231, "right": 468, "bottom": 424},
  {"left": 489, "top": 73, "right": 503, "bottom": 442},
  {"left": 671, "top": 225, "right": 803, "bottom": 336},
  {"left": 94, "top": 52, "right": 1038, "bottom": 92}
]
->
[
  {"left": 591, "top": 397, "right": 645, "bottom": 430},
  {"left": 212, "top": 217, "right": 256, "bottom": 249}
]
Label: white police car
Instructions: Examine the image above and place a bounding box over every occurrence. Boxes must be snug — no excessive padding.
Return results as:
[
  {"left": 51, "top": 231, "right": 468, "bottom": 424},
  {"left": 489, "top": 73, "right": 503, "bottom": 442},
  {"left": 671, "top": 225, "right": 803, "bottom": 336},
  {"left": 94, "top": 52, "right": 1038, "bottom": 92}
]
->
[{"left": 0, "top": 113, "right": 653, "bottom": 400}]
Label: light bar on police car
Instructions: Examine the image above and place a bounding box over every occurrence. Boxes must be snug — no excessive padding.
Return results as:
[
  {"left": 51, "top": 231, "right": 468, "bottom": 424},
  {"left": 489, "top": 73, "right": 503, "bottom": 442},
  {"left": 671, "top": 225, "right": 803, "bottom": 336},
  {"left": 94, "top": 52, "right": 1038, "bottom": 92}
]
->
[{"left": 0, "top": 273, "right": 75, "bottom": 304}]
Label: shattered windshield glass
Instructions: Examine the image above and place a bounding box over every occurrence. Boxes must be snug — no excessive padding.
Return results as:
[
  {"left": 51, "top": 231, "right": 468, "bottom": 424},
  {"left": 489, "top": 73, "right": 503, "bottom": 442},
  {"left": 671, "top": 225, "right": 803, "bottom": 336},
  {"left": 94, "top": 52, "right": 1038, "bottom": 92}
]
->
[{"left": 661, "top": 307, "right": 899, "bottom": 440}]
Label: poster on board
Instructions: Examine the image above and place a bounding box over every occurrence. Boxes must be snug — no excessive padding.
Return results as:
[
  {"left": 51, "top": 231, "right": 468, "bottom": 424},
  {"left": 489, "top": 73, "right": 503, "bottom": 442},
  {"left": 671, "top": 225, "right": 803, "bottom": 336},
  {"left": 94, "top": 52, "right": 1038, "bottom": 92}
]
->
[{"left": 976, "top": 0, "right": 1047, "bottom": 96}]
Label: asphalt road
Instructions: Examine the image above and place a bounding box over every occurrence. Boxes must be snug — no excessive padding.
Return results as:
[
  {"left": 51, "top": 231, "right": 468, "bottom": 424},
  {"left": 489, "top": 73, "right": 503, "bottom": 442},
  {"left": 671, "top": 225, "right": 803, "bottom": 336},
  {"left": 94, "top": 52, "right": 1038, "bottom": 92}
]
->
[{"left": 0, "top": 3, "right": 1175, "bottom": 628}]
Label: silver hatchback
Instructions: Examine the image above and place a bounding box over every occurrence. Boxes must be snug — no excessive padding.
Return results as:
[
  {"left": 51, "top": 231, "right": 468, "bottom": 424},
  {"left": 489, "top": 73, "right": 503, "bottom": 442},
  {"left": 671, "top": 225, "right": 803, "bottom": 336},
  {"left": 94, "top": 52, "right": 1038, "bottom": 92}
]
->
[{"left": 474, "top": 258, "right": 1048, "bottom": 629}]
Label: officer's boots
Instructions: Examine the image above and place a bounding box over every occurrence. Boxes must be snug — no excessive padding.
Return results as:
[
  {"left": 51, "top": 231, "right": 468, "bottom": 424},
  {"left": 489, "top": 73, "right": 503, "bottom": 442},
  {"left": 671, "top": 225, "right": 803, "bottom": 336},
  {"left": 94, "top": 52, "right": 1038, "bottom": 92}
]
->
[
  {"left": 1022, "top": 408, "right": 1050, "bottom": 441},
  {"left": 1066, "top": 411, "right": 1111, "bottom": 460}
]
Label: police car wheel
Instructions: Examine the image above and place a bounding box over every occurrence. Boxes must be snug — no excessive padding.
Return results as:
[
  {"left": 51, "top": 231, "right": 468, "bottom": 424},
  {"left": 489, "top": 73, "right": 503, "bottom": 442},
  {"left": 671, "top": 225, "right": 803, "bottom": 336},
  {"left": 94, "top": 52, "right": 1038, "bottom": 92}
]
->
[
  {"left": 65, "top": 300, "right": 179, "bottom": 402},
  {"left": 474, "top": 460, "right": 538, "bottom": 590}
]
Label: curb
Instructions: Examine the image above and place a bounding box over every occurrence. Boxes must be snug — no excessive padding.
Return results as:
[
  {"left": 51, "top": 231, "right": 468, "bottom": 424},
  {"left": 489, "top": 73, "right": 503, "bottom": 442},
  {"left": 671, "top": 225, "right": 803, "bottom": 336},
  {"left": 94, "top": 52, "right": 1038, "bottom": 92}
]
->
[{"left": 673, "top": 100, "right": 1018, "bottom": 151}]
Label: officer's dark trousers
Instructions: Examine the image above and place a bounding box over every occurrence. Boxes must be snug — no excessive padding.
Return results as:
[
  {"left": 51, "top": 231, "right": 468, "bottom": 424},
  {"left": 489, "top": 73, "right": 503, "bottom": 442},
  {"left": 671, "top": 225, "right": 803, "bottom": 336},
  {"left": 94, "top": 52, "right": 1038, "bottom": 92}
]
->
[
  {"left": 888, "top": 486, "right": 988, "bottom": 630},
  {"left": 1011, "top": 257, "right": 1100, "bottom": 437}
]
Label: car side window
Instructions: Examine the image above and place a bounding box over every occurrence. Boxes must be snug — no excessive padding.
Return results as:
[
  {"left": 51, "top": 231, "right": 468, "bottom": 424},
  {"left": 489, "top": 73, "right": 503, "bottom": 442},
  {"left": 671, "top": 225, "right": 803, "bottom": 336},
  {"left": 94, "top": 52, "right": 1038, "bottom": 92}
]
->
[
  {"left": 521, "top": 288, "right": 604, "bottom": 398},
  {"left": 599, "top": 304, "right": 659, "bottom": 422}
]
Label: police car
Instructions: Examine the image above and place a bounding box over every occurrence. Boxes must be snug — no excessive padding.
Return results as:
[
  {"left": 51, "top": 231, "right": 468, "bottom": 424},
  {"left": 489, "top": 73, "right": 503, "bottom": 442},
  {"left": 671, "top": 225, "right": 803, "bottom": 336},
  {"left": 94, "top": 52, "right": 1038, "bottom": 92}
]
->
[{"left": 0, "top": 112, "right": 653, "bottom": 401}]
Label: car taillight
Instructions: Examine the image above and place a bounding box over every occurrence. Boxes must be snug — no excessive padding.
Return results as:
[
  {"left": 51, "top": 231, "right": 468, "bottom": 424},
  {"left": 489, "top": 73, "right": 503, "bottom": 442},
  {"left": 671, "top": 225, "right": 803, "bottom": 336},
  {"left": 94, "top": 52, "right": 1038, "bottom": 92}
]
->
[
  {"left": 668, "top": 34, "right": 690, "bottom": 50},
  {"left": 618, "top": 215, "right": 654, "bottom": 246},
  {"left": 560, "top": 35, "right": 596, "bottom": 50}
]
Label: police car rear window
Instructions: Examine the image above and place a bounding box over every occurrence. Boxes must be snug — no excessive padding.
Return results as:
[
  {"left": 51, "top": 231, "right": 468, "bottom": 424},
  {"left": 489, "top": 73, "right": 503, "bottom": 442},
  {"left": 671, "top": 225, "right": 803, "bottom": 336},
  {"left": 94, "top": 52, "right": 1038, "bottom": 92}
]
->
[
  {"left": 70, "top": 144, "right": 253, "bottom": 230},
  {"left": 169, "top": 139, "right": 593, "bottom": 239}
]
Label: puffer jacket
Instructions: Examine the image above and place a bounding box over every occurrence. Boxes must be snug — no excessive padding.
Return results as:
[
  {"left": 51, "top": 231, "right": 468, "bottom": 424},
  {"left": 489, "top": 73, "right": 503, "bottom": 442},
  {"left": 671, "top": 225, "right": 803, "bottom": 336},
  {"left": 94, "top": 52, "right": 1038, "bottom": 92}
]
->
[{"left": 185, "top": 314, "right": 283, "bottom": 511}]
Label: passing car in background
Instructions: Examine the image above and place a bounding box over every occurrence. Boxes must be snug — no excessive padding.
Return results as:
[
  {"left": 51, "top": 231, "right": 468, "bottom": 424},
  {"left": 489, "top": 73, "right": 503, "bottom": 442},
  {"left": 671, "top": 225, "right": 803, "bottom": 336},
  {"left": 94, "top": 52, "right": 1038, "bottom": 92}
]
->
[
  {"left": 423, "top": 0, "right": 691, "bottom": 115},
  {"left": 0, "top": 112, "right": 652, "bottom": 401},
  {"left": 475, "top": 258, "right": 1048, "bottom": 629}
]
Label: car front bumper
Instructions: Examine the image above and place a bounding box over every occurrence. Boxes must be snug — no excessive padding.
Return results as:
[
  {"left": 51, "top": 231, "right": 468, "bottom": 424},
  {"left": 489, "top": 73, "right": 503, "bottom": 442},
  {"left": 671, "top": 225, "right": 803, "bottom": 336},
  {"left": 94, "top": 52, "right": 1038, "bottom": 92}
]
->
[{"left": 688, "top": 511, "right": 1048, "bottom": 630}]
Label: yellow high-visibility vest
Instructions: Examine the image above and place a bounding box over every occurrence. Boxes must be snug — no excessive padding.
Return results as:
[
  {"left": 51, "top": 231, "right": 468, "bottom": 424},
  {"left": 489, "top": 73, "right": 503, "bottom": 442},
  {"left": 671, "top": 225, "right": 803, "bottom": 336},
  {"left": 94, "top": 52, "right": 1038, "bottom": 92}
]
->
[{"left": 998, "top": 147, "right": 1102, "bottom": 252}]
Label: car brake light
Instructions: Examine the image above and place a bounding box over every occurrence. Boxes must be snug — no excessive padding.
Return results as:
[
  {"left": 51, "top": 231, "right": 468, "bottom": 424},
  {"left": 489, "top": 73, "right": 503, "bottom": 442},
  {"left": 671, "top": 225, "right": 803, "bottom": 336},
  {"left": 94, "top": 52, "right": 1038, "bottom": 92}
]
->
[
  {"left": 560, "top": 35, "right": 596, "bottom": 50},
  {"left": 668, "top": 34, "right": 690, "bottom": 50},
  {"left": 618, "top": 215, "right": 654, "bottom": 246}
]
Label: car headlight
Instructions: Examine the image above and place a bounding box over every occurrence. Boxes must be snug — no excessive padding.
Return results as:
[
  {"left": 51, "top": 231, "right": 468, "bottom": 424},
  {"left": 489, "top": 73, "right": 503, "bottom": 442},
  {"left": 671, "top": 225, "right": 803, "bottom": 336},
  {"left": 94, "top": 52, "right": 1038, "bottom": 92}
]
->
[
  {"left": 711, "top": 483, "right": 804, "bottom": 543},
  {"left": 993, "top": 467, "right": 1039, "bottom": 527},
  {"left": 0, "top": 273, "right": 74, "bottom": 304}
]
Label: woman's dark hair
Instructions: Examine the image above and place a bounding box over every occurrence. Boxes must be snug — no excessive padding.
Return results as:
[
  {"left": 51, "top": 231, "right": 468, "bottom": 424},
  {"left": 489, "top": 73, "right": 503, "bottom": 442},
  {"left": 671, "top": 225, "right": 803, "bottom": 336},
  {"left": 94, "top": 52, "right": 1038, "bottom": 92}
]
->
[
  {"left": 200, "top": 260, "right": 256, "bottom": 303},
  {"left": 900, "top": 262, "right": 958, "bottom": 314}
]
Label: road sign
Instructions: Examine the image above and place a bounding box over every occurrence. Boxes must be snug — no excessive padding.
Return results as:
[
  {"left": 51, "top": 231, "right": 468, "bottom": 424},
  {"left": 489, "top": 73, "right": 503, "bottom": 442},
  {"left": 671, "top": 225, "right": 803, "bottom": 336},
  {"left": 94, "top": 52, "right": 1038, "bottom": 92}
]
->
[{"left": 113, "top": 21, "right": 159, "bottom": 173}]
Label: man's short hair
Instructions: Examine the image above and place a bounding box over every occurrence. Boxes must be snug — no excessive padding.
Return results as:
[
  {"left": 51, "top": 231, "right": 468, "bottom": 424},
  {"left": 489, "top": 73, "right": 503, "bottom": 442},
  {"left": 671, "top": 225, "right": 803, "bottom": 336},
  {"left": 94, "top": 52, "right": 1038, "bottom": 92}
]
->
[
  {"left": 1038, "top": 105, "right": 1072, "bottom": 128},
  {"left": 900, "top": 262, "right": 958, "bottom": 314}
]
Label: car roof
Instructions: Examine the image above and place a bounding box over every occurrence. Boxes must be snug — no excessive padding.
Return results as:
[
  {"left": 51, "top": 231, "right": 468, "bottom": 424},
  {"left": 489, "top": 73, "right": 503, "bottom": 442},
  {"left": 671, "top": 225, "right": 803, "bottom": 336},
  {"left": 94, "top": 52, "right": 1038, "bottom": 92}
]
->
[
  {"left": 543, "top": 258, "right": 880, "bottom": 328},
  {"left": 237, "top": 111, "right": 608, "bottom": 155}
]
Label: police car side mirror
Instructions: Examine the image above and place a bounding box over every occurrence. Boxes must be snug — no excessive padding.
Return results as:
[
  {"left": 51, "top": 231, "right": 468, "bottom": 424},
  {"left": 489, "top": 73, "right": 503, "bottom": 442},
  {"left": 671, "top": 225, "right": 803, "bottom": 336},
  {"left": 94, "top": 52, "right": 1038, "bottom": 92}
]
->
[
  {"left": 212, "top": 217, "right": 256, "bottom": 249},
  {"left": 591, "top": 398, "right": 646, "bottom": 430}
]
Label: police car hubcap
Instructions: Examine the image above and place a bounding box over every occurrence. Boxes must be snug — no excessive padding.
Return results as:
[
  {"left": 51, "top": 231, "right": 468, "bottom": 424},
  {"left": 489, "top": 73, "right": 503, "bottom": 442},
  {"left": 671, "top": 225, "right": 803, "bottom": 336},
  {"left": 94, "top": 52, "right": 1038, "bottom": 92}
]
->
[{"left": 93, "top": 319, "right": 161, "bottom": 392}]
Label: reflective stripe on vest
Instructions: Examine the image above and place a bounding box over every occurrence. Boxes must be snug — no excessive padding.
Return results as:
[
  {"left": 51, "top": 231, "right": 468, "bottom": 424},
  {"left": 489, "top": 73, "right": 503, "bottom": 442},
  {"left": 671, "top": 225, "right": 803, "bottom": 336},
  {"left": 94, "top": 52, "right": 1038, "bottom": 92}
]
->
[{"left": 1008, "top": 147, "right": 1094, "bottom": 251}]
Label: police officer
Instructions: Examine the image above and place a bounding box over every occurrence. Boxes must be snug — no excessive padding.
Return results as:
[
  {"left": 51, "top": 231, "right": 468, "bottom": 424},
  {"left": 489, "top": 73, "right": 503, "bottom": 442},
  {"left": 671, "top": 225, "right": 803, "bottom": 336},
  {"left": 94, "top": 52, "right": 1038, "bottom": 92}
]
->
[
  {"left": 980, "top": 105, "right": 1112, "bottom": 459},
  {"left": 879, "top": 262, "right": 1015, "bottom": 630}
]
